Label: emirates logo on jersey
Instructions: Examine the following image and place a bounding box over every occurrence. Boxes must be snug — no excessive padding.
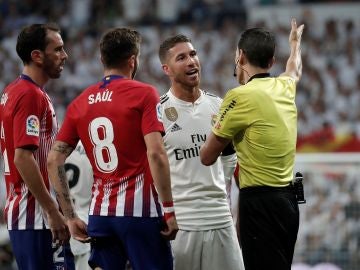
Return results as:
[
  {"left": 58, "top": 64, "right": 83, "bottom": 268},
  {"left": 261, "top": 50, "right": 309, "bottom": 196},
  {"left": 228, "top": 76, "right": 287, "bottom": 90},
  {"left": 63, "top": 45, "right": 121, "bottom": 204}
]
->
[{"left": 165, "top": 107, "right": 178, "bottom": 122}]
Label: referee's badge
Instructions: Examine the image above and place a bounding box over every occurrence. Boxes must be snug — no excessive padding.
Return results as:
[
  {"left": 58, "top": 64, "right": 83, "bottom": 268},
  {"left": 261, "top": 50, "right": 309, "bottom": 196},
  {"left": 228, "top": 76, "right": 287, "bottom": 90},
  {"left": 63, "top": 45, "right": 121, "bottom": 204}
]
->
[{"left": 165, "top": 107, "right": 178, "bottom": 122}]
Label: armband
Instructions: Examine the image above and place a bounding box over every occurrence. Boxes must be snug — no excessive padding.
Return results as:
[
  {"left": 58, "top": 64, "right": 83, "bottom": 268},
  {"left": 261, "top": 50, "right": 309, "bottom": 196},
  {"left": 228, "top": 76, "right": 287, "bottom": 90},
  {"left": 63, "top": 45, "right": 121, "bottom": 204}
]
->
[{"left": 162, "top": 201, "right": 175, "bottom": 221}]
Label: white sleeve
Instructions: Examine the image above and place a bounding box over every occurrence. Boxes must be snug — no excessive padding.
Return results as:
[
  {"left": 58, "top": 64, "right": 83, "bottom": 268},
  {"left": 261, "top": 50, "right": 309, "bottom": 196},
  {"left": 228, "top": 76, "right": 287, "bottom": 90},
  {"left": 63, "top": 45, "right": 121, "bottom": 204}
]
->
[{"left": 220, "top": 153, "right": 237, "bottom": 203}]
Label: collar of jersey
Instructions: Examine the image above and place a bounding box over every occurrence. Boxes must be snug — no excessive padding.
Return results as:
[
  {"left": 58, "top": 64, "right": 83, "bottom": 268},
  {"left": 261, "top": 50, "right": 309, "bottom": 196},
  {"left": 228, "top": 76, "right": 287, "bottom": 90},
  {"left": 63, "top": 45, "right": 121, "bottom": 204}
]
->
[
  {"left": 248, "top": 73, "right": 270, "bottom": 83},
  {"left": 20, "top": 74, "right": 43, "bottom": 90},
  {"left": 168, "top": 88, "right": 203, "bottom": 106},
  {"left": 100, "top": 75, "right": 124, "bottom": 89}
]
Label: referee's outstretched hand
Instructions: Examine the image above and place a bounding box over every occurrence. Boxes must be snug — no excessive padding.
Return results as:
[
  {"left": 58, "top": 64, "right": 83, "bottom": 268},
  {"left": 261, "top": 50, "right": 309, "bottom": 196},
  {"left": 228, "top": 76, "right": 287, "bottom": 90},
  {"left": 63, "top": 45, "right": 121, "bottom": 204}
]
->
[
  {"left": 161, "top": 216, "right": 179, "bottom": 241},
  {"left": 289, "top": 18, "right": 304, "bottom": 44}
]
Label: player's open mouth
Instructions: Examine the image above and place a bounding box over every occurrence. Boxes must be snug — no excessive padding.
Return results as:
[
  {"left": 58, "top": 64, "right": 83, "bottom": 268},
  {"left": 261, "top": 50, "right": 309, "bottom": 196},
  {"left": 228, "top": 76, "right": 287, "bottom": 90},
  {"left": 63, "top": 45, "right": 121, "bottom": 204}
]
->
[{"left": 186, "top": 69, "right": 198, "bottom": 76}]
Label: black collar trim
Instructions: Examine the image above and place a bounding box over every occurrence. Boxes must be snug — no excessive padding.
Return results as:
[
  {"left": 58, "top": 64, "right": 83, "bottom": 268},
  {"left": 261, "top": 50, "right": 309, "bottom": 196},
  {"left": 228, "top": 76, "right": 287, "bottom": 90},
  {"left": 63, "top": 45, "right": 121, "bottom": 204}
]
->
[{"left": 248, "top": 73, "right": 270, "bottom": 83}]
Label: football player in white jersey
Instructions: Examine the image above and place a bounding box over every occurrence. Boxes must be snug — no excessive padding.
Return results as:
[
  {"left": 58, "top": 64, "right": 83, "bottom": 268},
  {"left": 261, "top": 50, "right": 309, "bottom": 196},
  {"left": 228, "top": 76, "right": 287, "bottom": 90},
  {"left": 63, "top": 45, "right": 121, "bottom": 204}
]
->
[
  {"left": 64, "top": 142, "right": 93, "bottom": 270},
  {"left": 158, "top": 34, "right": 244, "bottom": 270}
]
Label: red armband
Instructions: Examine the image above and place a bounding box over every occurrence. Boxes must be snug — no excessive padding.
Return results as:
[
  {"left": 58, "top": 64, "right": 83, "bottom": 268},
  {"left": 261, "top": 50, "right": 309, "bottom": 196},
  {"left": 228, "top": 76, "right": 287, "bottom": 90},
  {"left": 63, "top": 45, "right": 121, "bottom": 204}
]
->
[{"left": 162, "top": 201, "right": 175, "bottom": 222}]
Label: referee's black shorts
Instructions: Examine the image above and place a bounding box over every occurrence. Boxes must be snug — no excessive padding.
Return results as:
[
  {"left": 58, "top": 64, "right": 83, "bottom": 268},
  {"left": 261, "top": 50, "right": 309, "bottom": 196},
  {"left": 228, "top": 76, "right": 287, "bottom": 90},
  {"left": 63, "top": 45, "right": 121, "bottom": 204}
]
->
[{"left": 239, "top": 185, "right": 299, "bottom": 270}]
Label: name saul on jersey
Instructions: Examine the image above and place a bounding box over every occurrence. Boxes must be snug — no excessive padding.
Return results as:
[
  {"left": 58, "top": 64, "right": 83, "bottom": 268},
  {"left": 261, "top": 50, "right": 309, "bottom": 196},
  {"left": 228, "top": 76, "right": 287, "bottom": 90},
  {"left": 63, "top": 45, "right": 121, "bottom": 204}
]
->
[{"left": 88, "top": 90, "right": 113, "bottom": 104}]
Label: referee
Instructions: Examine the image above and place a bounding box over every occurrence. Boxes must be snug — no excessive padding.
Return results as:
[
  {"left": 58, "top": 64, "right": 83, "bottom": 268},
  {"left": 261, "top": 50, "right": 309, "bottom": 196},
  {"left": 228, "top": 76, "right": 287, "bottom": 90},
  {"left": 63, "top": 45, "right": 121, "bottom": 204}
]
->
[{"left": 200, "top": 18, "right": 304, "bottom": 270}]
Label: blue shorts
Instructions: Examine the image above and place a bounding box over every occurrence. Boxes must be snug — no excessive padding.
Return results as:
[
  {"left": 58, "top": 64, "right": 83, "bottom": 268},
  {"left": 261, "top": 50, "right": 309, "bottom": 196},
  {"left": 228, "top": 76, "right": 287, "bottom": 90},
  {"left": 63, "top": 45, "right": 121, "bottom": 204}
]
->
[
  {"left": 9, "top": 229, "right": 75, "bottom": 270},
  {"left": 88, "top": 216, "right": 173, "bottom": 270}
]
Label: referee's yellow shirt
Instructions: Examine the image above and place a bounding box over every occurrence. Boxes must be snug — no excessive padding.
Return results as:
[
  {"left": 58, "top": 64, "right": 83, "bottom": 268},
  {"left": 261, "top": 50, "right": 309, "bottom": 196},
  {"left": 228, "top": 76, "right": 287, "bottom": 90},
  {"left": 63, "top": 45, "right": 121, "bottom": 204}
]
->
[{"left": 213, "top": 75, "right": 297, "bottom": 188}]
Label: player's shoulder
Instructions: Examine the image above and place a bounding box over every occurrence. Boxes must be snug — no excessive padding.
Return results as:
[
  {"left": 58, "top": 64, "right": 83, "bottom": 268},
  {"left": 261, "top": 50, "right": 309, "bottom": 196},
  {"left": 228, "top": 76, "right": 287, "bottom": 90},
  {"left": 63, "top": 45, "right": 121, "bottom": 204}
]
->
[
  {"left": 11, "top": 78, "right": 42, "bottom": 95},
  {"left": 125, "top": 80, "right": 160, "bottom": 100},
  {"left": 71, "top": 82, "right": 103, "bottom": 103},
  {"left": 126, "top": 79, "right": 157, "bottom": 91},
  {"left": 201, "top": 89, "right": 222, "bottom": 105},
  {"left": 202, "top": 90, "right": 218, "bottom": 98},
  {"left": 160, "top": 92, "right": 170, "bottom": 105},
  {"left": 5, "top": 78, "right": 44, "bottom": 103}
]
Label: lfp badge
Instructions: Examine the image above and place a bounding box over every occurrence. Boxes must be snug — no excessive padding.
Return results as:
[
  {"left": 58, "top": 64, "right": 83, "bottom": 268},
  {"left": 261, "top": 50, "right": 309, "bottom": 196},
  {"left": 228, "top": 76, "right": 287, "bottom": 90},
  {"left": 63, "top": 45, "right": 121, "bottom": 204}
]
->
[{"left": 26, "top": 115, "right": 40, "bottom": 136}]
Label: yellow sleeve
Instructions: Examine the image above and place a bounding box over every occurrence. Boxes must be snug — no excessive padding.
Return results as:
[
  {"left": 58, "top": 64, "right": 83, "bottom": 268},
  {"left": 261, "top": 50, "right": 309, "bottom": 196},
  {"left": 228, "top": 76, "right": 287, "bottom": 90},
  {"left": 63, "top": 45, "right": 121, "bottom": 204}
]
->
[{"left": 212, "top": 87, "right": 250, "bottom": 139}]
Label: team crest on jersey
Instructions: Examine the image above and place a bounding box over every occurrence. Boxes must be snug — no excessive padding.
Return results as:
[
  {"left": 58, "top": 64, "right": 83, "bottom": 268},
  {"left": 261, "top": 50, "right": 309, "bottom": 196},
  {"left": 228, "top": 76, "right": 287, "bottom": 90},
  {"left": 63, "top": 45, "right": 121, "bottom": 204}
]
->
[
  {"left": 26, "top": 115, "right": 39, "bottom": 136},
  {"left": 165, "top": 107, "right": 178, "bottom": 122}
]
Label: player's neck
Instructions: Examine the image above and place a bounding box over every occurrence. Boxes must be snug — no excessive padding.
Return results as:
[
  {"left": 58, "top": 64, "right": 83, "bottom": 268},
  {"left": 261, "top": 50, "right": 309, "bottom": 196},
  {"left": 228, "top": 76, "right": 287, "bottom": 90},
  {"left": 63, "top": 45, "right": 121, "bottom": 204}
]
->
[
  {"left": 171, "top": 84, "right": 200, "bottom": 103},
  {"left": 104, "top": 68, "right": 131, "bottom": 79},
  {"left": 22, "top": 66, "right": 48, "bottom": 87}
]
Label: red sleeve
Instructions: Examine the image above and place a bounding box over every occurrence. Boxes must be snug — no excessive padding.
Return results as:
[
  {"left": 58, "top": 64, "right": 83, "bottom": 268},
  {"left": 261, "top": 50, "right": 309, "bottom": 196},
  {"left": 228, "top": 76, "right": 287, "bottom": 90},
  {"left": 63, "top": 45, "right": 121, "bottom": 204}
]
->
[
  {"left": 141, "top": 86, "right": 165, "bottom": 136},
  {"left": 56, "top": 102, "right": 80, "bottom": 148},
  {"left": 13, "top": 89, "right": 43, "bottom": 149}
]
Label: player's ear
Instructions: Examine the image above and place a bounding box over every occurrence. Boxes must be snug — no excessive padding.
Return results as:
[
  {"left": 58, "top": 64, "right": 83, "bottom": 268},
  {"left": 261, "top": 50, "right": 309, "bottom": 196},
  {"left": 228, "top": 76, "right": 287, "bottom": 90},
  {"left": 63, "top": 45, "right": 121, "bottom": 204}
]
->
[
  {"left": 268, "top": 56, "right": 275, "bottom": 68},
  {"left": 162, "top": 64, "right": 170, "bottom": 76},
  {"left": 128, "top": 55, "right": 136, "bottom": 69},
  {"left": 31, "top": 50, "right": 43, "bottom": 65},
  {"left": 239, "top": 49, "right": 247, "bottom": 65}
]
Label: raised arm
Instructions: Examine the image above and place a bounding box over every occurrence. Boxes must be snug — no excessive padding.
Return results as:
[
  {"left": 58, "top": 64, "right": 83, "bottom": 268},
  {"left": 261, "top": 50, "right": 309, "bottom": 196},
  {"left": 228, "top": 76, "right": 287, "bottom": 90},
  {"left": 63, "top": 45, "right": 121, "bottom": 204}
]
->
[
  {"left": 47, "top": 141, "right": 89, "bottom": 243},
  {"left": 280, "top": 18, "right": 304, "bottom": 82},
  {"left": 144, "top": 131, "right": 178, "bottom": 240}
]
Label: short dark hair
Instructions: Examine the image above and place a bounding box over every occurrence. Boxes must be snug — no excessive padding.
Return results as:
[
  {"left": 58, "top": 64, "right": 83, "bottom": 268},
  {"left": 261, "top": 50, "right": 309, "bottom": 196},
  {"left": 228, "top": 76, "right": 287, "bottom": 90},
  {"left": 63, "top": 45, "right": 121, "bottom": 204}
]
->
[
  {"left": 100, "top": 27, "right": 141, "bottom": 69},
  {"left": 159, "top": 34, "right": 192, "bottom": 64},
  {"left": 16, "top": 23, "right": 61, "bottom": 65},
  {"left": 238, "top": 28, "right": 275, "bottom": 69}
]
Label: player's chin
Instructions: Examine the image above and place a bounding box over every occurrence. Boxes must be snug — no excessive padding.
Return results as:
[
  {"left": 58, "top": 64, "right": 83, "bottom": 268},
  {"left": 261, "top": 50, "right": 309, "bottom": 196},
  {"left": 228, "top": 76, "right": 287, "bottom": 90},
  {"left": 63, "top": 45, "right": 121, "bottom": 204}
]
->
[
  {"left": 185, "top": 79, "right": 200, "bottom": 88},
  {"left": 48, "top": 71, "right": 62, "bottom": 79}
]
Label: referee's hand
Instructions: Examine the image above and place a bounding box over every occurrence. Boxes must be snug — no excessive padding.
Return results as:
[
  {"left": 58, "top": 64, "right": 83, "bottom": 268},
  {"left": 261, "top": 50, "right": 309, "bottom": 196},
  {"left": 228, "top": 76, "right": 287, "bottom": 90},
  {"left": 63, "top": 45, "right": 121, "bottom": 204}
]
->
[
  {"left": 161, "top": 216, "right": 179, "bottom": 241},
  {"left": 289, "top": 18, "right": 304, "bottom": 45}
]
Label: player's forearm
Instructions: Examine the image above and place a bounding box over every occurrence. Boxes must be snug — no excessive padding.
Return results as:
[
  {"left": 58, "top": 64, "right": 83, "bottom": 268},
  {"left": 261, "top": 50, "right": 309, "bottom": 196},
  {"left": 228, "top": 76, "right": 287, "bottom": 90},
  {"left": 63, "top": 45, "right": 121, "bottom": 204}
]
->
[
  {"left": 47, "top": 151, "right": 77, "bottom": 220},
  {"left": 14, "top": 149, "right": 58, "bottom": 214},
  {"left": 147, "top": 150, "right": 173, "bottom": 203}
]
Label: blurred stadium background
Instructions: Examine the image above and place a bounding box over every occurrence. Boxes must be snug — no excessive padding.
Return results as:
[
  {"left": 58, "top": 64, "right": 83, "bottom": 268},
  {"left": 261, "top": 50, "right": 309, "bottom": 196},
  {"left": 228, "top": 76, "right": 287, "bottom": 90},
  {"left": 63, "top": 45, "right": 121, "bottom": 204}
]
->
[{"left": 0, "top": 0, "right": 360, "bottom": 269}]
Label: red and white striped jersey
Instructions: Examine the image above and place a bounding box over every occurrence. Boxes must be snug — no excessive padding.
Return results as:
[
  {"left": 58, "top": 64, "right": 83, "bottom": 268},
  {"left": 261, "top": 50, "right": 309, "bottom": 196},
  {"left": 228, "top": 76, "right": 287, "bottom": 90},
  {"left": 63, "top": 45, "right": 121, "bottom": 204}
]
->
[
  {"left": 0, "top": 74, "right": 58, "bottom": 230},
  {"left": 57, "top": 75, "right": 164, "bottom": 218}
]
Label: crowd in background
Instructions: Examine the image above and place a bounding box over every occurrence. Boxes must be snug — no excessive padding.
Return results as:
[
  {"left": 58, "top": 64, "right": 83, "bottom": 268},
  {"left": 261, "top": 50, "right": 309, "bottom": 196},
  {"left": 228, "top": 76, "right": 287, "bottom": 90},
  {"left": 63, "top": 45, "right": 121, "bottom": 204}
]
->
[
  {"left": 0, "top": 0, "right": 360, "bottom": 269},
  {"left": 293, "top": 163, "right": 360, "bottom": 270}
]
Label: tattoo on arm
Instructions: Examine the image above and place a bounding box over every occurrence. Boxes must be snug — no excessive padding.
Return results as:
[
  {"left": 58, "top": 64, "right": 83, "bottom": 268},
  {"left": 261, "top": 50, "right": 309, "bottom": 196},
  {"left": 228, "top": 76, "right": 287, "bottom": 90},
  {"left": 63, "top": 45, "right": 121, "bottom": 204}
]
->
[
  {"left": 52, "top": 142, "right": 73, "bottom": 157},
  {"left": 57, "top": 165, "right": 76, "bottom": 218}
]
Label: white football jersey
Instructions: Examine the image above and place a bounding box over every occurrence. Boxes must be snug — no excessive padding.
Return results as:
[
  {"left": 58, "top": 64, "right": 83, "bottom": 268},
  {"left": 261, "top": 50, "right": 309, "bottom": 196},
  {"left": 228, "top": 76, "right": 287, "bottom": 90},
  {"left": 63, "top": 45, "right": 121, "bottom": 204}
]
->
[
  {"left": 160, "top": 90, "right": 233, "bottom": 230},
  {"left": 65, "top": 142, "right": 93, "bottom": 255}
]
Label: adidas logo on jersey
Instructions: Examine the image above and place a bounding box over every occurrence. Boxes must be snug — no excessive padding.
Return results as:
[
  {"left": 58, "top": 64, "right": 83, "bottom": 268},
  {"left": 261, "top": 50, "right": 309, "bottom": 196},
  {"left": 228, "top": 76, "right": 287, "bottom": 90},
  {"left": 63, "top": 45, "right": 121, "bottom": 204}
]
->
[{"left": 170, "top": 123, "right": 182, "bottom": 132}]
